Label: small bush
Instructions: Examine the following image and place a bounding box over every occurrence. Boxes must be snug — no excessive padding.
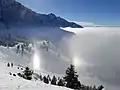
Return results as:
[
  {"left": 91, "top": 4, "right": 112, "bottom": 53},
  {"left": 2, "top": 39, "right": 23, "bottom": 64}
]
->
[
  {"left": 11, "top": 63, "right": 13, "bottom": 67},
  {"left": 7, "top": 63, "right": 10, "bottom": 67},
  {"left": 21, "top": 68, "right": 23, "bottom": 70},
  {"left": 13, "top": 74, "right": 16, "bottom": 76},
  {"left": 17, "top": 73, "right": 23, "bottom": 77},
  {"left": 9, "top": 72, "right": 12, "bottom": 75}
]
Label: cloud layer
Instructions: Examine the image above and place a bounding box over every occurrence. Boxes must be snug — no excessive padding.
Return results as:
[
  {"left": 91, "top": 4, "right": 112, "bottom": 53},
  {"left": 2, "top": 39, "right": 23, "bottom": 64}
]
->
[
  {"left": 61, "top": 27, "right": 120, "bottom": 90},
  {"left": 73, "top": 21, "right": 101, "bottom": 27}
]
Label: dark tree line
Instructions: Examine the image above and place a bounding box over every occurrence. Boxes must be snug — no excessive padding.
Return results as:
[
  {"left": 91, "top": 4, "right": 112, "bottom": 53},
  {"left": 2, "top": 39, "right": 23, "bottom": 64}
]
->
[
  {"left": 63, "top": 64, "right": 104, "bottom": 90},
  {"left": 17, "top": 65, "right": 104, "bottom": 90},
  {"left": 17, "top": 67, "right": 33, "bottom": 80}
]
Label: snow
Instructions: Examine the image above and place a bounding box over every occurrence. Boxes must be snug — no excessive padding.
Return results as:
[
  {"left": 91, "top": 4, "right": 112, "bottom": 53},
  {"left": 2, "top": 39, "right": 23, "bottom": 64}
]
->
[{"left": 0, "top": 45, "right": 72, "bottom": 90}]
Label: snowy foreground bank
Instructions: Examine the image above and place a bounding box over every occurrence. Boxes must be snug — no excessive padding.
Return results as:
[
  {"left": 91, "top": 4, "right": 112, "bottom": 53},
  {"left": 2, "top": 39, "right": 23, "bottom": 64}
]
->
[{"left": 0, "top": 45, "right": 72, "bottom": 90}]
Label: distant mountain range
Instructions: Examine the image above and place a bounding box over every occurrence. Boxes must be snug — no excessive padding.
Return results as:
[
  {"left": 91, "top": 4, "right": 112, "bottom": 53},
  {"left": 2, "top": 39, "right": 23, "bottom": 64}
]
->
[{"left": 0, "top": 0, "right": 83, "bottom": 28}]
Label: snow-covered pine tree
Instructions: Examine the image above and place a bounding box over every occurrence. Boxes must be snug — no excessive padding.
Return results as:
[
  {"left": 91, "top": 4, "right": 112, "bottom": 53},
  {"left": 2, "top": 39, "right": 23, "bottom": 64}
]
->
[
  {"left": 93, "top": 85, "right": 97, "bottom": 90},
  {"left": 43, "top": 76, "right": 49, "bottom": 84},
  {"left": 51, "top": 75, "right": 57, "bottom": 85},
  {"left": 39, "top": 74, "right": 43, "bottom": 81},
  {"left": 98, "top": 85, "right": 104, "bottom": 90},
  {"left": 58, "top": 78, "right": 65, "bottom": 86},
  {"left": 23, "top": 67, "right": 33, "bottom": 80},
  {"left": 63, "top": 64, "right": 81, "bottom": 89},
  {"left": 47, "top": 75, "right": 51, "bottom": 82}
]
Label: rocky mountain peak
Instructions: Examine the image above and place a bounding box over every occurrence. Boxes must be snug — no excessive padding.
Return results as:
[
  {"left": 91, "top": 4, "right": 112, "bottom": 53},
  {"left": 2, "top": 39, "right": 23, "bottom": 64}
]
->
[
  {"left": 0, "top": 0, "right": 83, "bottom": 28},
  {"left": 0, "top": 0, "right": 15, "bottom": 7}
]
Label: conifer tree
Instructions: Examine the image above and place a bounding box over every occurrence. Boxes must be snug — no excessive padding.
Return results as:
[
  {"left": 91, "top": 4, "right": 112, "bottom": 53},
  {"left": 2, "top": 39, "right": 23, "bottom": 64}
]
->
[
  {"left": 93, "top": 85, "right": 97, "bottom": 90},
  {"left": 98, "top": 85, "right": 104, "bottom": 90},
  {"left": 63, "top": 64, "right": 81, "bottom": 89},
  {"left": 51, "top": 75, "right": 57, "bottom": 85},
  {"left": 43, "top": 76, "right": 49, "bottom": 84},
  {"left": 58, "top": 78, "right": 65, "bottom": 86},
  {"left": 23, "top": 67, "right": 33, "bottom": 80},
  {"left": 47, "top": 75, "right": 51, "bottom": 81},
  {"left": 39, "top": 74, "right": 43, "bottom": 81}
]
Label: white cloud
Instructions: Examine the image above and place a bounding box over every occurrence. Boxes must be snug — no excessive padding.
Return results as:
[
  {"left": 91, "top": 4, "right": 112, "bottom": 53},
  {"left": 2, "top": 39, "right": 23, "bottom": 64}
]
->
[
  {"left": 65, "top": 27, "right": 120, "bottom": 90},
  {"left": 73, "top": 21, "right": 101, "bottom": 27},
  {"left": 60, "top": 27, "right": 120, "bottom": 90}
]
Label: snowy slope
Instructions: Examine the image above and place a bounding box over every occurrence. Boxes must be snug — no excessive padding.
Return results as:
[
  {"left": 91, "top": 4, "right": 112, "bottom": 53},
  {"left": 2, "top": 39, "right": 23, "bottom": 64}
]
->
[
  {"left": 0, "top": 45, "right": 72, "bottom": 90},
  {"left": 0, "top": 40, "right": 70, "bottom": 71},
  {"left": 0, "top": 40, "right": 70, "bottom": 72},
  {"left": 0, "top": 61, "right": 71, "bottom": 90}
]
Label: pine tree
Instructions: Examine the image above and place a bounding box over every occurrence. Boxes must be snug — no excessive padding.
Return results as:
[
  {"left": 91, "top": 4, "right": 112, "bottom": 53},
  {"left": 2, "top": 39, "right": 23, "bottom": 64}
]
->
[
  {"left": 43, "top": 76, "right": 49, "bottom": 84},
  {"left": 23, "top": 67, "right": 33, "bottom": 80},
  {"left": 98, "top": 85, "right": 104, "bottom": 90},
  {"left": 47, "top": 75, "right": 51, "bottom": 82},
  {"left": 63, "top": 64, "right": 81, "bottom": 89},
  {"left": 58, "top": 78, "right": 65, "bottom": 86},
  {"left": 39, "top": 74, "right": 43, "bottom": 81},
  {"left": 51, "top": 75, "right": 57, "bottom": 85},
  {"left": 93, "top": 85, "right": 96, "bottom": 90}
]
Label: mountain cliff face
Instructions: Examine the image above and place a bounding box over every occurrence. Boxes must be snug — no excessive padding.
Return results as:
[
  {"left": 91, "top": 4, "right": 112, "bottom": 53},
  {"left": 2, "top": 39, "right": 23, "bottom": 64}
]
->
[{"left": 0, "top": 0, "right": 83, "bottom": 28}]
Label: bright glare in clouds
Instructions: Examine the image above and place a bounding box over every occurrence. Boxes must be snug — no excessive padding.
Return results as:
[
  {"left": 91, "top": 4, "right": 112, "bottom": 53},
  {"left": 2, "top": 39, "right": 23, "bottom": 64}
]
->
[
  {"left": 102, "top": 88, "right": 105, "bottom": 90},
  {"left": 33, "top": 50, "right": 40, "bottom": 70},
  {"left": 73, "top": 56, "right": 83, "bottom": 68}
]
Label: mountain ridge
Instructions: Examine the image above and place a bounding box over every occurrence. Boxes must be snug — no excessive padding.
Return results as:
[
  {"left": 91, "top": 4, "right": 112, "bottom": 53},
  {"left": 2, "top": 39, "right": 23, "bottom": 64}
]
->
[{"left": 0, "top": 0, "right": 83, "bottom": 28}]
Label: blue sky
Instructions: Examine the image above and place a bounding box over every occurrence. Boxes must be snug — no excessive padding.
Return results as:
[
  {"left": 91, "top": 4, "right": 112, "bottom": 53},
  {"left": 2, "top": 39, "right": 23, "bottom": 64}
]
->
[{"left": 17, "top": 0, "right": 120, "bottom": 26}]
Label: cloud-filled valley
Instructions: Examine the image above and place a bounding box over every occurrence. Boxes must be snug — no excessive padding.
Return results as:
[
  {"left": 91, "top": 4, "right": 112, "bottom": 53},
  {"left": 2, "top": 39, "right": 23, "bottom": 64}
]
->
[{"left": 62, "top": 27, "right": 120, "bottom": 90}]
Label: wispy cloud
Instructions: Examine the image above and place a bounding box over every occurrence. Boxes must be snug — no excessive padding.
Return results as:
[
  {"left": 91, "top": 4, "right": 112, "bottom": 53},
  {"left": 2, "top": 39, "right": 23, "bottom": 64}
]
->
[
  {"left": 73, "top": 21, "right": 101, "bottom": 27},
  {"left": 73, "top": 21, "right": 120, "bottom": 27}
]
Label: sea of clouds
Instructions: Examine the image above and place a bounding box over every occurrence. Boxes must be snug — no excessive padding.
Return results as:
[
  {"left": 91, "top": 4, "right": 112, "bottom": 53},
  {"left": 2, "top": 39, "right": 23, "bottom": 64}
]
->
[{"left": 61, "top": 27, "right": 120, "bottom": 90}]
